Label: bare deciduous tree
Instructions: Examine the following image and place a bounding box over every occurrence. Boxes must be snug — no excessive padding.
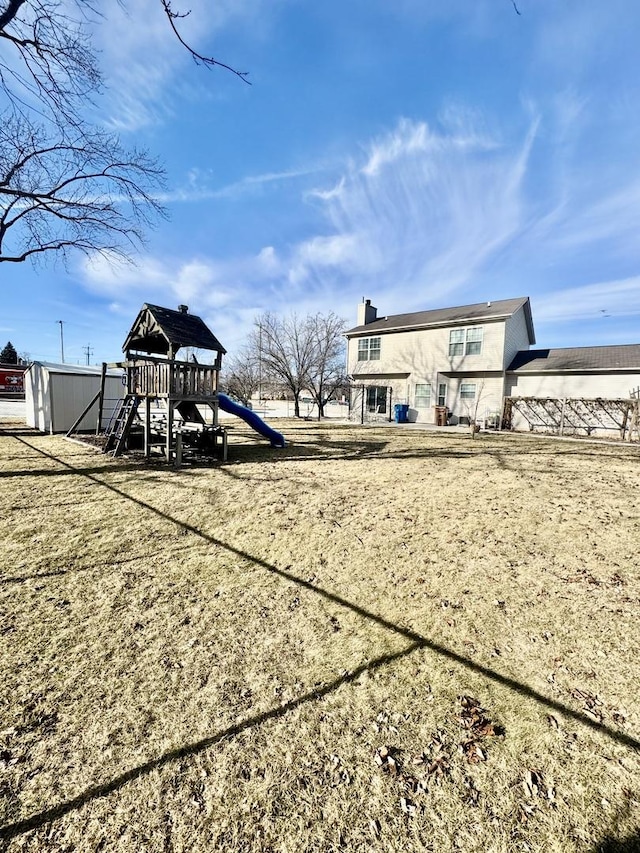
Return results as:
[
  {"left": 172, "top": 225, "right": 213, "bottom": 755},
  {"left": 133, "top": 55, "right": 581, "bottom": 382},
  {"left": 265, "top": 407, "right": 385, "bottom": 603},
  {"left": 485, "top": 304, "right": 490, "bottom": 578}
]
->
[
  {"left": 0, "top": 1, "right": 246, "bottom": 265},
  {"left": 222, "top": 347, "right": 260, "bottom": 407},
  {"left": 251, "top": 313, "right": 317, "bottom": 419},
  {"left": 305, "top": 312, "right": 346, "bottom": 419},
  {"left": 0, "top": 116, "right": 164, "bottom": 263},
  {"left": 249, "top": 311, "right": 346, "bottom": 418}
]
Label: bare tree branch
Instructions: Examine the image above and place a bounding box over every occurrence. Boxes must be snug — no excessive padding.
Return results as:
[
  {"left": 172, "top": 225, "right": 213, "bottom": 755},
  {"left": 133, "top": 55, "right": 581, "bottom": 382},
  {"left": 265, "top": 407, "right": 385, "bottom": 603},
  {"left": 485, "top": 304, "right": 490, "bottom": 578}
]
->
[
  {"left": 160, "top": 1, "right": 251, "bottom": 84},
  {"left": 0, "top": 1, "right": 248, "bottom": 265},
  {"left": 0, "top": 116, "right": 166, "bottom": 264}
]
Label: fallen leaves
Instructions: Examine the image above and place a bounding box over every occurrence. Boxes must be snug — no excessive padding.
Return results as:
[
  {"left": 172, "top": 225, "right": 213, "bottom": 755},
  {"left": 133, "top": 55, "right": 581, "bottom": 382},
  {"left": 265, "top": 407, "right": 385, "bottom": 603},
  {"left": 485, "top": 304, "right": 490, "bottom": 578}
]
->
[
  {"left": 369, "top": 696, "right": 505, "bottom": 821},
  {"left": 373, "top": 745, "right": 399, "bottom": 777},
  {"left": 456, "top": 695, "right": 505, "bottom": 764},
  {"left": 571, "top": 688, "right": 604, "bottom": 724}
]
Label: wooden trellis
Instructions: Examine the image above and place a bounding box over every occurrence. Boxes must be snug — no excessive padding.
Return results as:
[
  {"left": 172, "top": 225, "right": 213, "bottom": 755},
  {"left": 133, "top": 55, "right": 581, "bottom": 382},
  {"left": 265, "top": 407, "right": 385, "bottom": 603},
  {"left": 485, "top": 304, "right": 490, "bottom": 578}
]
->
[{"left": 502, "top": 395, "right": 640, "bottom": 441}]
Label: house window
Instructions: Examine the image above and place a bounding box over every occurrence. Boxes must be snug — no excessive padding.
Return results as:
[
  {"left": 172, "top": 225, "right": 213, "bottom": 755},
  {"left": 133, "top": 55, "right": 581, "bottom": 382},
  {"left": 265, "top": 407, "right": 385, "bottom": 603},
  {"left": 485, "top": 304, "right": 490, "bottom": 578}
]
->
[
  {"left": 465, "top": 327, "right": 483, "bottom": 355},
  {"left": 437, "top": 383, "right": 447, "bottom": 407},
  {"left": 357, "top": 337, "right": 381, "bottom": 361},
  {"left": 449, "top": 326, "right": 483, "bottom": 357},
  {"left": 415, "top": 383, "right": 431, "bottom": 408},
  {"left": 366, "top": 386, "right": 387, "bottom": 413},
  {"left": 449, "top": 329, "right": 464, "bottom": 357},
  {"left": 460, "top": 382, "right": 477, "bottom": 400}
]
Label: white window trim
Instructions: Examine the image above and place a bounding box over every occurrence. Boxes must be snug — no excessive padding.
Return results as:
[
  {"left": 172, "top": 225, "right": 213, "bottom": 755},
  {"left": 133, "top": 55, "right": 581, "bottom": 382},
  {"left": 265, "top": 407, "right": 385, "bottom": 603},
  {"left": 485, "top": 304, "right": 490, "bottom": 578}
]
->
[
  {"left": 459, "top": 382, "right": 477, "bottom": 400},
  {"left": 414, "top": 383, "right": 432, "bottom": 408},
  {"left": 357, "top": 336, "right": 381, "bottom": 361},
  {"left": 449, "top": 326, "right": 483, "bottom": 357}
]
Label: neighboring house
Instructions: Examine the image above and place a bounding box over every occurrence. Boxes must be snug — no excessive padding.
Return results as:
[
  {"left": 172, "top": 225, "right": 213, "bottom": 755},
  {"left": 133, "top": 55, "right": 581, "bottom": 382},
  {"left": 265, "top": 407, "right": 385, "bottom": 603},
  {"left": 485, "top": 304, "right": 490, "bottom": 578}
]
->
[{"left": 345, "top": 297, "right": 535, "bottom": 424}]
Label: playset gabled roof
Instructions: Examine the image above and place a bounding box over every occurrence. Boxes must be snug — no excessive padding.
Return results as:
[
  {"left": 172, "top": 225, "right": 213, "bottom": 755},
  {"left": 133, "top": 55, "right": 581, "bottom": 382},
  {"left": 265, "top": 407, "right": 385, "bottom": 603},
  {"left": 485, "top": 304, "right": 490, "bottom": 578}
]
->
[{"left": 122, "top": 304, "right": 226, "bottom": 357}]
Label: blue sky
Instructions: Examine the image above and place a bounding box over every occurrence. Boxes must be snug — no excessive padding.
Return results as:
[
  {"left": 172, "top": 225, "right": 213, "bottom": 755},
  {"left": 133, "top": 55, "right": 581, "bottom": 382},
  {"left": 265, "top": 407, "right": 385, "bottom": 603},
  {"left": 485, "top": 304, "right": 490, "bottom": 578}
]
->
[{"left": 3, "top": 0, "right": 640, "bottom": 365}]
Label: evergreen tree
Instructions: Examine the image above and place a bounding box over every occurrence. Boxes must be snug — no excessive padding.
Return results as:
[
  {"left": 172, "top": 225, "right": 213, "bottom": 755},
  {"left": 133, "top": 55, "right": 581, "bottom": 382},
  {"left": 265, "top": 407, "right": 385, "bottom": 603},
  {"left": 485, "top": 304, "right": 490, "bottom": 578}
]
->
[{"left": 0, "top": 341, "right": 18, "bottom": 363}]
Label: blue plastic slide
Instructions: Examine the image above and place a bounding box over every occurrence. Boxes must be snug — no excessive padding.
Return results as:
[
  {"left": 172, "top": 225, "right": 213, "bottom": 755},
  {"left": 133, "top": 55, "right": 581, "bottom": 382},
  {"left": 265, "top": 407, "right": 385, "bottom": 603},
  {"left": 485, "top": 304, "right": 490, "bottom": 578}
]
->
[{"left": 218, "top": 393, "right": 286, "bottom": 448}]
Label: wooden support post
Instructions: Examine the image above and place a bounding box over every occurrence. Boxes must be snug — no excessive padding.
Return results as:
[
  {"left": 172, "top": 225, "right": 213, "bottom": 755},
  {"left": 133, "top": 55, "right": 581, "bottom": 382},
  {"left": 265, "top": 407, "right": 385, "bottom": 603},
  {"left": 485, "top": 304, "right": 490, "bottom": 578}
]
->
[
  {"left": 620, "top": 405, "right": 628, "bottom": 440},
  {"left": 559, "top": 398, "right": 566, "bottom": 435},
  {"left": 96, "top": 362, "right": 107, "bottom": 435},
  {"left": 144, "top": 396, "right": 151, "bottom": 458},
  {"left": 166, "top": 401, "right": 174, "bottom": 462},
  {"left": 174, "top": 432, "right": 183, "bottom": 467}
]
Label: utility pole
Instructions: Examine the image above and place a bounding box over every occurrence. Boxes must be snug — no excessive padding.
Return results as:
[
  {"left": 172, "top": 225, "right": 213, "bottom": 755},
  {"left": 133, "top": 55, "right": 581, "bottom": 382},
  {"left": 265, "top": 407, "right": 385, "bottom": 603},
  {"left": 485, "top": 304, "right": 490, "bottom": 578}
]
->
[
  {"left": 83, "top": 343, "right": 94, "bottom": 366},
  {"left": 57, "top": 320, "right": 65, "bottom": 363}
]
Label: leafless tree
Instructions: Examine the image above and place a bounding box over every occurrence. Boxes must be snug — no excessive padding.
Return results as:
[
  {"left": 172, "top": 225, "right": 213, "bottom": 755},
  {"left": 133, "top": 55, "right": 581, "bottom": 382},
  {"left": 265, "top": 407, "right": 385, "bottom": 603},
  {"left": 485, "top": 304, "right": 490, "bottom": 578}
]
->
[
  {"left": 0, "top": 116, "right": 164, "bottom": 263},
  {"left": 248, "top": 311, "right": 346, "bottom": 418},
  {"left": 222, "top": 347, "right": 260, "bottom": 407},
  {"left": 305, "top": 312, "right": 347, "bottom": 419},
  {"left": 0, "top": 1, "right": 246, "bottom": 265},
  {"left": 250, "top": 313, "right": 317, "bottom": 419}
]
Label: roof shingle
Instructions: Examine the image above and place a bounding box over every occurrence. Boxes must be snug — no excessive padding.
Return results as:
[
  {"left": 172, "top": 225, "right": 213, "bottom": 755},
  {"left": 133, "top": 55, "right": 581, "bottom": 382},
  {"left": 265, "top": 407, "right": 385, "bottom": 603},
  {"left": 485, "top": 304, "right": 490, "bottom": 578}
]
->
[
  {"left": 123, "top": 304, "right": 226, "bottom": 356},
  {"left": 345, "top": 296, "right": 534, "bottom": 342},
  {"left": 508, "top": 345, "right": 640, "bottom": 373}
]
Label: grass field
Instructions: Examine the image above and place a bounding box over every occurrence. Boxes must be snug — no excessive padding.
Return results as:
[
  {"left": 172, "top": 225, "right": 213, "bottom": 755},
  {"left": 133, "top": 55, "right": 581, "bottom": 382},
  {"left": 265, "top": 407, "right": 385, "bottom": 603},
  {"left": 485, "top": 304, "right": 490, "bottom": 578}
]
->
[{"left": 1, "top": 420, "right": 639, "bottom": 853}]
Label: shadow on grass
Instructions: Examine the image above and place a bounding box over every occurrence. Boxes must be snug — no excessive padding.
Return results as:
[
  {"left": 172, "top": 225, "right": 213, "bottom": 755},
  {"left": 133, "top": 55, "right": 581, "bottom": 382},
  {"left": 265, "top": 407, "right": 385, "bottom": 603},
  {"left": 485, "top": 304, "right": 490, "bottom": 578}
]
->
[
  {"left": 0, "top": 460, "right": 149, "bottom": 479},
  {"left": 0, "top": 643, "right": 422, "bottom": 839},
  {"left": 594, "top": 832, "right": 640, "bottom": 852},
  {"left": 2, "top": 428, "right": 639, "bottom": 840},
  {"left": 0, "top": 553, "right": 151, "bottom": 586}
]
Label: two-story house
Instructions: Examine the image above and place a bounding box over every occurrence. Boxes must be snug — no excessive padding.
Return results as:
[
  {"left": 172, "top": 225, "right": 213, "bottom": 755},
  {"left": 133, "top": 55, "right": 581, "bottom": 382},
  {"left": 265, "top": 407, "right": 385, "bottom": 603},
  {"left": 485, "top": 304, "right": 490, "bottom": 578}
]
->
[{"left": 345, "top": 297, "right": 535, "bottom": 424}]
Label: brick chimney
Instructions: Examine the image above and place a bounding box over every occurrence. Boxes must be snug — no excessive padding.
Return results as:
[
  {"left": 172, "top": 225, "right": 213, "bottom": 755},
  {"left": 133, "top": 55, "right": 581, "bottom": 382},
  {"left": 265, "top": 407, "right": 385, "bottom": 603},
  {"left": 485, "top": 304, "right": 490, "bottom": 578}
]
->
[
  {"left": 357, "top": 298, "right": 377, "bottom": 327},
  {"left": 178, "top": 304, "right": 189, "bottom": 314}
]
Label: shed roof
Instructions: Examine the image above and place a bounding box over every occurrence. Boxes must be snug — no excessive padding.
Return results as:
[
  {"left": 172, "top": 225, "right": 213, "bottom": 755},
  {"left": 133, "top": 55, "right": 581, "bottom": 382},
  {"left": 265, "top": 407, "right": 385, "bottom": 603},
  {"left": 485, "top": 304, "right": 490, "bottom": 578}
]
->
[
  {"left": 24, "top": 361, "right": 121, "bottom": 377},
  {"left": 507, "top": 344, "right": 640, "bottom": 373},
  {"left": 122, "top": 304, "right": 226, "bottom": 356},
  {"left": 345, "top": 296, "right": 535, "bottom": 343}
]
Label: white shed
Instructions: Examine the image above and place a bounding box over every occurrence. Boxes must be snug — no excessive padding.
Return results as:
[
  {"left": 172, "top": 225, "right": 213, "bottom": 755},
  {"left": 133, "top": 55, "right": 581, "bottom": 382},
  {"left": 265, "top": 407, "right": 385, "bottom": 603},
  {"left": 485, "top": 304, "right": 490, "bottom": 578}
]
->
[{"left": 24, "top": 362, "right": 124, "bottom": 434}]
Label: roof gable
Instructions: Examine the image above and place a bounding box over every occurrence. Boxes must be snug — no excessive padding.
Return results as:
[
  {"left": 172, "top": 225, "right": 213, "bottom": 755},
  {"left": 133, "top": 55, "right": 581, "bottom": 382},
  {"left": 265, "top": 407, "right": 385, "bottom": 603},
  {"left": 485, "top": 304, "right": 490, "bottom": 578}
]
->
[
  {"left": 123, "top": 304, "right": 226, "bottom": 356},
  {"left": 345, "top": 296, "right": 534, "bottom": 343}
]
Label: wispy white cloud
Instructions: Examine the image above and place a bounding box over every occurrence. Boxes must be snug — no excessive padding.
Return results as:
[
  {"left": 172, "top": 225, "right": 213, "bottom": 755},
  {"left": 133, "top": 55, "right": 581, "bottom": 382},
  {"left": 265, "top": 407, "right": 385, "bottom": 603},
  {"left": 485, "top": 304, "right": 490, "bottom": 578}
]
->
[
  {"left": 158, "top": 165, "right": 321, "bottom": 204},
  {"left": 79, "top": 111, "right": 542, "bottom": 350},
  {"left": 92, "top": 0, "right": 269, "bottom": 131},
  {"left": 79, "top": 96, "right": 640, "bottom": 355},
  {"left": 295, "top": 114, "right": 539, "bottom": 308},
  {"left": 534, "top": 277, "right": 640, "bottom": 324}
]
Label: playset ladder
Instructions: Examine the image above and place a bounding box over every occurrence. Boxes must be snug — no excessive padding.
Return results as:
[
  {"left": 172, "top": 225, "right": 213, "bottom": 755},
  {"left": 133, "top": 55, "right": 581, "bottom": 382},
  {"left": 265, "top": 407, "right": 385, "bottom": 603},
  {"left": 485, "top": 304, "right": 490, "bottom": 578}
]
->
[{"left": 104, "top": 394, "right": 139, "bottom": 456}]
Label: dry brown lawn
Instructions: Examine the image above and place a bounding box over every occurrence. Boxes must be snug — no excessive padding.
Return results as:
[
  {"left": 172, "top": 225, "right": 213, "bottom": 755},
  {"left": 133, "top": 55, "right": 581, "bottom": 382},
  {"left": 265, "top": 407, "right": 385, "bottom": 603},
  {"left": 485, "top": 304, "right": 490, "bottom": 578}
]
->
[{"left": 0, "top": 419, "right": 639, "bottom": 853}]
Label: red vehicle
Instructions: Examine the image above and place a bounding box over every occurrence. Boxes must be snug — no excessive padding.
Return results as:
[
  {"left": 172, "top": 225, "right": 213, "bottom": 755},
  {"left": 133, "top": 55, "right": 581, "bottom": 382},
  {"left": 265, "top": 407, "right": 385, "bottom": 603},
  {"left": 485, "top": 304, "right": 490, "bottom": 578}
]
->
[{"left": 0, "top": 365, "right": 25, "bottom": 394}]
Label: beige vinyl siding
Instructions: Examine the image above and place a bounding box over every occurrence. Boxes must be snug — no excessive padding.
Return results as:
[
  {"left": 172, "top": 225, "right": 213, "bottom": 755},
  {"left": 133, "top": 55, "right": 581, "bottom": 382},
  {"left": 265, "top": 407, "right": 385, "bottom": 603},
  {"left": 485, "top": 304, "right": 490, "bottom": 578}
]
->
[
  {"left": 505, "top": 372, "right": 640, "bottom": 400},
  {"left": 505, "top": 371, "right": 640, "bottom": 434},
  {"left": 503, "top": 305, "right": 532, "bottom": 369},
  {"left": 447, "top": 375, "right": 505, "bottom": 423},
  {"left": 348, "top": 320, "right": 507, "bottom": 378}
]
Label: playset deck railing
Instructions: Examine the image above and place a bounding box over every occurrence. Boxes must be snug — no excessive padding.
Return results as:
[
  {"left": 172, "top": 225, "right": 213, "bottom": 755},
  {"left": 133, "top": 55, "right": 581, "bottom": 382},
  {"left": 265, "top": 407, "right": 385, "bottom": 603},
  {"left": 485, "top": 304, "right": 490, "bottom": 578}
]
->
[{"left": 122, "top": 356, "right": 218, "bottom": 399}]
